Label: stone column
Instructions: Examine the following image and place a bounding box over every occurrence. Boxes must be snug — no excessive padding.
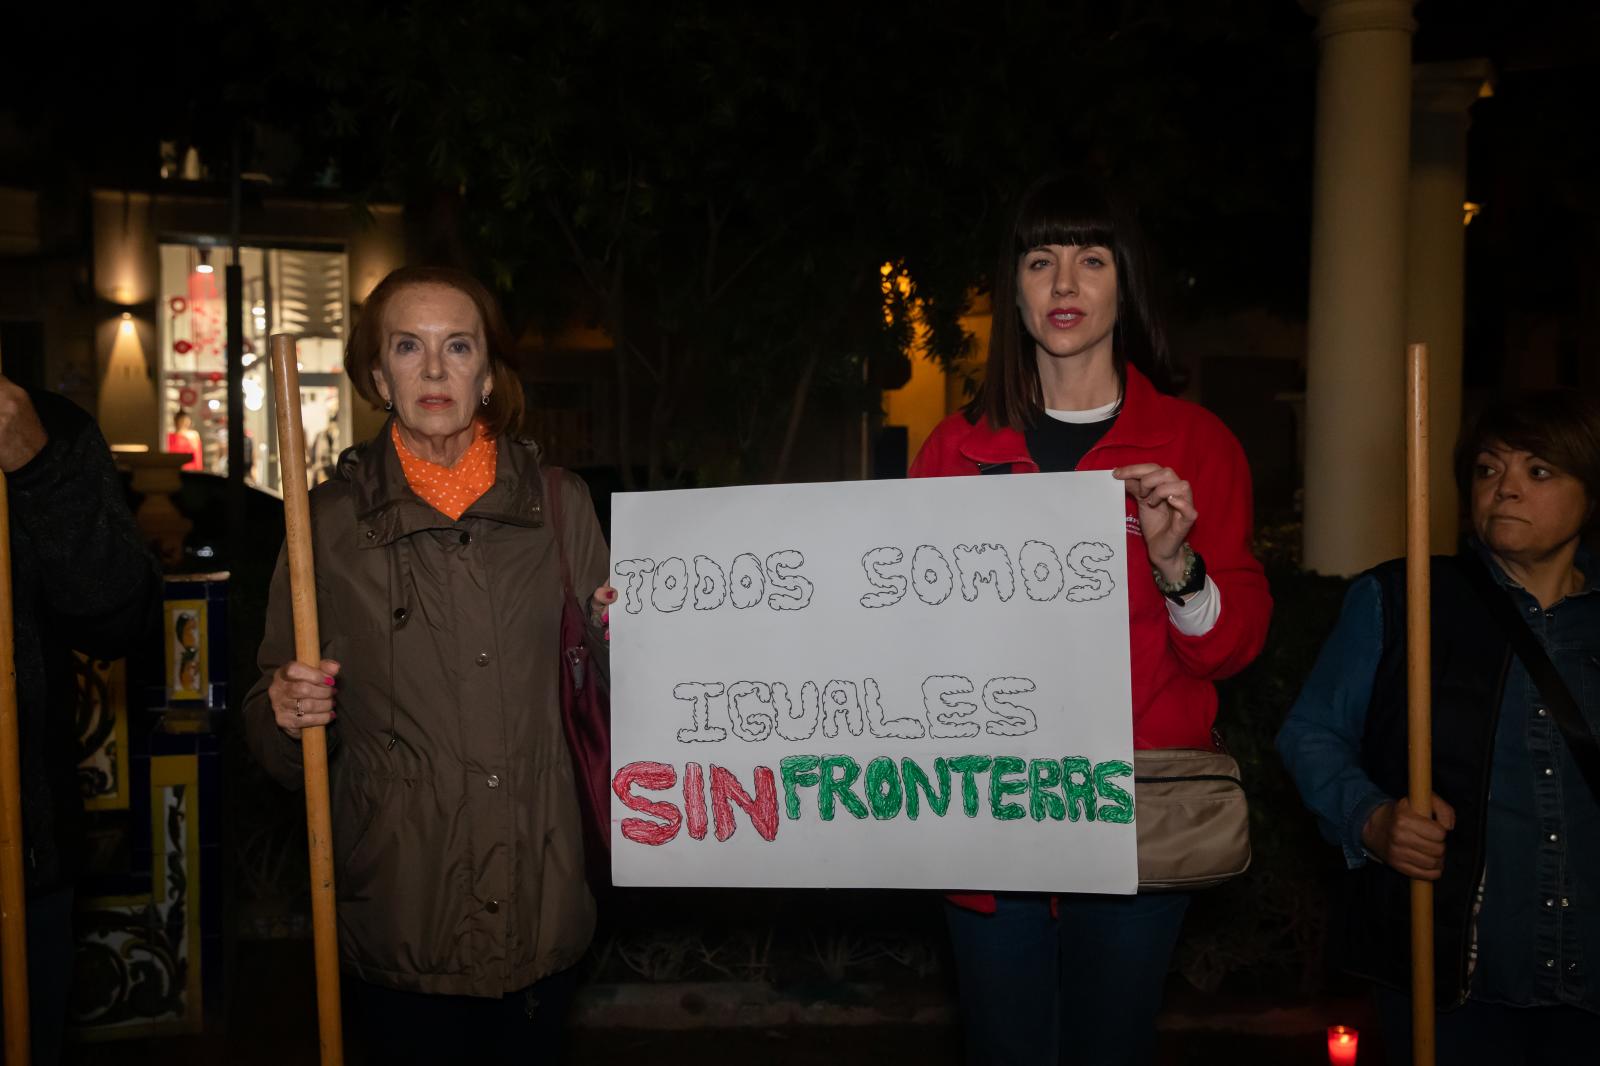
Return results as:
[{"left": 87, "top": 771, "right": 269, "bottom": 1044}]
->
[
  {"left": 1406, "top": 60, "right": 1494, "bottom": 552},
  {"left": 1302, "top": 0, "right": 1417, "bottom": 575}
]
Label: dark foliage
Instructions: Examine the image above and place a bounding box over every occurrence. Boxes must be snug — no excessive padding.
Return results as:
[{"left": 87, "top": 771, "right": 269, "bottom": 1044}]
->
[{"left": 8, "top": 1, "right": 1319, "bottom": 484}]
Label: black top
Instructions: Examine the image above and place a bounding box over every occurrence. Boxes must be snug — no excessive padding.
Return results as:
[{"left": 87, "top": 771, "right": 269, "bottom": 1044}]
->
[{"left": 1023, "top": 411, "right": 1118, "bottom": 473}]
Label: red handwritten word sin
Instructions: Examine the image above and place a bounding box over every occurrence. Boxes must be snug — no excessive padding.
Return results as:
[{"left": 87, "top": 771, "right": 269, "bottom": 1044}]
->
[{"left": 612, "top": 761, "right": 781, "bottom": 846}]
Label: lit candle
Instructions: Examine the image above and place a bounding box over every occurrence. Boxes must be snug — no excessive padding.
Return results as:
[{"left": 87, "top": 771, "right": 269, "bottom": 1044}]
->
[{"left": 1327, "top": 1025, "right": 1359, "bottom": 1066}]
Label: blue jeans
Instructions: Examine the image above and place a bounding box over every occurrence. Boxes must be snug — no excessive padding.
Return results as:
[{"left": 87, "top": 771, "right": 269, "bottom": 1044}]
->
[{"left": 945, "top": 892, "right": 1191, "bottom": 1066}]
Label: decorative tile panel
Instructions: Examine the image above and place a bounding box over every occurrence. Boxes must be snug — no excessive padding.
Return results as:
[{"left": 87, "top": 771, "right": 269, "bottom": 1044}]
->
[{"left": 71, "top": 755, "right": 203, "bottom": 1039}]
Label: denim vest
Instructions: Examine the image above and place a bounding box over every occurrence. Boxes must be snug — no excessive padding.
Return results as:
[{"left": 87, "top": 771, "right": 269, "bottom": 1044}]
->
[{"left": 1279, "top": 547, "right": 1600, "bottom": 1014}]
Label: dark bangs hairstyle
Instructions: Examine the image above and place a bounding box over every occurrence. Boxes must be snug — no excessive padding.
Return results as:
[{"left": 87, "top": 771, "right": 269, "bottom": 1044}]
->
[
  {"left": 346, "top": 265, "right": 528, "bottom": 439},
  {"left": 969, "top": 174, "right": 1178, "bottom": 431},
  {"left": 1454, "top": 388, "right": 1600, "bottom": 535}
]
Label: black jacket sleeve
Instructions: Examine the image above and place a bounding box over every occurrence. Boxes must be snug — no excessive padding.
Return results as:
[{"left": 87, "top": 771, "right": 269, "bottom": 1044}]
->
[{"left": 8, "top": 391, "right": 163, "bottom": 660}]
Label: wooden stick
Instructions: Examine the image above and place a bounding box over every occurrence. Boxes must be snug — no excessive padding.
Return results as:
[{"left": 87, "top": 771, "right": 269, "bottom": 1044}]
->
[
  {"left": 270, "top": 335, "right": 344, "bottom": 1065},
  {"left": 1406, "top": 341, "right": 1436, "bottom": 1066},
  {"left": 0, "top": 341, "right": 31, "bottom": 1064}
]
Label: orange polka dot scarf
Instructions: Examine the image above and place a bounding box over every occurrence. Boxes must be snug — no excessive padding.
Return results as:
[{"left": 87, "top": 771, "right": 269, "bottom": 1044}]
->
[{"left": 391, "top": 419, "right": 498, "bottom": 521}]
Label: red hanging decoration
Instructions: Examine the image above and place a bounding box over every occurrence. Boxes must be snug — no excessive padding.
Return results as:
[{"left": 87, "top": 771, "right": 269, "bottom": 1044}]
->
[
  {"left": 168, "top": 296, "right": 188, "bottom": 315},
  {"left": 178, "top": 387, "right": 198, "bottom": 407},
  {"left": 173, "top": 339, "right": 194, "bottom": 354}
]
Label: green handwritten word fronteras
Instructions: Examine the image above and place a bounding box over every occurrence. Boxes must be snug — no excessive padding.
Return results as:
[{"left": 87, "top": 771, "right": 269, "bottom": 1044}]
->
[{"left": 779, "top": 755, "right": 1134, "bottom": 824}]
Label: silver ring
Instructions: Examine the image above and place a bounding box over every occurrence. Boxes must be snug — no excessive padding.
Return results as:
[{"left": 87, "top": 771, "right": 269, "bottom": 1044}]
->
[{"left": 294, "top": 698, "right": 303, "bottom": 718}]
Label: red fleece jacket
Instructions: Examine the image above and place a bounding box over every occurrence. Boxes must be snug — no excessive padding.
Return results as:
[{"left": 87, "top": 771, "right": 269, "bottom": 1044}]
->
[{"left": 909, "top": 365, "right": 1272, "bottom": 911}]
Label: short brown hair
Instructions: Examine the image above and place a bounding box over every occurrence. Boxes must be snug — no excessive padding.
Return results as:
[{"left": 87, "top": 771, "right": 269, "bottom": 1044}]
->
[
  {"left": 345, "top": 266, "right": 527, "bottom": 439},
  {"left": 1455, "top": 389, "right": 1600, "bottom": 533}
]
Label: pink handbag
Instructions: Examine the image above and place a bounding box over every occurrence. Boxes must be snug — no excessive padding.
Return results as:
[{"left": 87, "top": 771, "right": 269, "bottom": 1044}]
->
[{"left": 545, "top": 469, "right": 612, "bottom": 884}]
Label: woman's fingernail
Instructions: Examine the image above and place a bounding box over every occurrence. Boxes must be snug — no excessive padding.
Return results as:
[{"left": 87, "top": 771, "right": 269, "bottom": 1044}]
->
[
  {"left": 324, "top": 677, "right": 335, "bottom": 686},
  {"left": 604, "top": 631, "right": 611, "bottom": 642},
  {"left": 602, "top": 609, "right": 610, "bottom": 624},
  {"left": 605, "top": 589, "right": 618, "bottom": 602}
]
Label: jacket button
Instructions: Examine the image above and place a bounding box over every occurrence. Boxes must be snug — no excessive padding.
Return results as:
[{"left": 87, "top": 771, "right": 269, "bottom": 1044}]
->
[
  {"left": 476, "top": 652, "right": 490, "bottom": 667},
  {"left": 1546, "top": 899, "right": 1556, "bottom": 908},
  {"left": 366, "top": 530, "right": 377, "bottom": 540},
  {"left": 393, "top": 607, "right": 408, "bottom": 623},
  {"left": 459, "top": 531, "right": 472, "bottom": 546},
  {"left": 1537, "top": 708, "right": 1548, "bottom": 717},
  {"left": 1545, "top": 959, "right": 1556, "bottom": 968},
  {"left": 486, "top": 899, "right": 500, "bottom": 914},
  {"left": 1549, "top": 833, "right": 1560, "bottom": 843},
  {"left": 486, "top": 774, "right": 500, "bottom": 789},
  {"left": 1545, "top": 767, "right": 1554, "bottom": 777}
]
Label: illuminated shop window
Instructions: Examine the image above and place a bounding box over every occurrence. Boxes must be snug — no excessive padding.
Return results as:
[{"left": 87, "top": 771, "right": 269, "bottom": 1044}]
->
[{"left": 157, "top": 242, "right": 352, "bottom": 494}]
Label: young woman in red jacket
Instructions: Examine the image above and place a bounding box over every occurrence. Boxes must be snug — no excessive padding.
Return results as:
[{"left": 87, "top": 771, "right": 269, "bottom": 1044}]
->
[{"left": 910, "top": 175, "right": 1272, "bottom": 1065}]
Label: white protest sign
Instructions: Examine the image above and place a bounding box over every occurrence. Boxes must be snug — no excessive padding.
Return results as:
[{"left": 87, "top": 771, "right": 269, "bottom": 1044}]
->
[{"left": 608, "top": 471, "right": 1136, "bottom": 893}]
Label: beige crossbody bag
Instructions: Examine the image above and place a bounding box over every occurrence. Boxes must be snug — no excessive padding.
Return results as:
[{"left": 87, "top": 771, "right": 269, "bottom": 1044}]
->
[{"left": 1133, "top": 746, "right": 1252, "bottom": 891}]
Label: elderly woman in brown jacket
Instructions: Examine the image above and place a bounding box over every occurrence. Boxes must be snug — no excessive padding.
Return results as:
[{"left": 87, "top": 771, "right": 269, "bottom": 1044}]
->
[{"left": 244, "top": 266, "right": 614, "bottom": 1064}]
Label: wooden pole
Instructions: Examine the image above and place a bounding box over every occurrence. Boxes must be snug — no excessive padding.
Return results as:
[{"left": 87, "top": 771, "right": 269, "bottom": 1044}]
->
[
  {"left": 1406, "top": 341, "right": 1436, "bottom": 1066},
  {"left": 0, "top": 341, "right": 31, "bottom": 1064},
  {"left": 270, "top": 335, "right": 344, "bottom": 1065}
]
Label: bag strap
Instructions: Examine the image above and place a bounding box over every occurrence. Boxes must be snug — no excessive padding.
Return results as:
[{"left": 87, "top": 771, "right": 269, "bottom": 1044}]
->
[
  {"left": 543, "top": 466, "right": 575, "bottom": 599},
  {"left": 1452, "top": 553, "right": 1600, "bottom": 804}
]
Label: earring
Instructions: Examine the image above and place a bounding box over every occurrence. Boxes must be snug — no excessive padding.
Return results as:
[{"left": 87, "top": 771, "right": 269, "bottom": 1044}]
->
[
  {"left": 384, "top": 401, "right": 393, "bottom": 412},
  {"left": 480, "top": 394, "right": 490, "bottom": 407}
]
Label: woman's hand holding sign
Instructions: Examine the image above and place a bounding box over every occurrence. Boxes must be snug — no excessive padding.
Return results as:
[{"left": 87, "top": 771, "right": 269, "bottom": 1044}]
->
[
  {"left": 590, "top": 585, "right": 617, "bottom": 641},
  {"left": 1112, "top": 463, "right": 1197, "bottom": 585}
]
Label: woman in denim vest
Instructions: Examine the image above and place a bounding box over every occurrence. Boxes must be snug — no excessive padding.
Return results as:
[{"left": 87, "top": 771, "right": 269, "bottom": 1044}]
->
[{"left": 1278, "top": 391, "right": 1600, "bottom": 1064}]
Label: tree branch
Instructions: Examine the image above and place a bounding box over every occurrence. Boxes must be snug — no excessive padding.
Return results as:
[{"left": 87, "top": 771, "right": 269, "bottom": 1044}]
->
[
  {"left": 771, "top": 348, "right": 820, "bottom": 484},
  {"left": 602, "top": 153, "right": 635, "bottom": 267},
  {"left": 706, "top": 229, "right": 780, "bottom": 308},
  {"left": 544, "top": 191, "right": 663, "bottom": 383},
  {"left": 704, "top": 199, "right": 721, "bottom": 303}
]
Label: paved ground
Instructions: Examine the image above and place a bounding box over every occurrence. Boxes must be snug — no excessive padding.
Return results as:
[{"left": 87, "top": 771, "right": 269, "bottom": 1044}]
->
[
  {"left": 62, "top": 940, "right": 1380, "bottom": 1064},
  {"left": 68, "top": 1026, "right": 1341, "bottom": 1065}
]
